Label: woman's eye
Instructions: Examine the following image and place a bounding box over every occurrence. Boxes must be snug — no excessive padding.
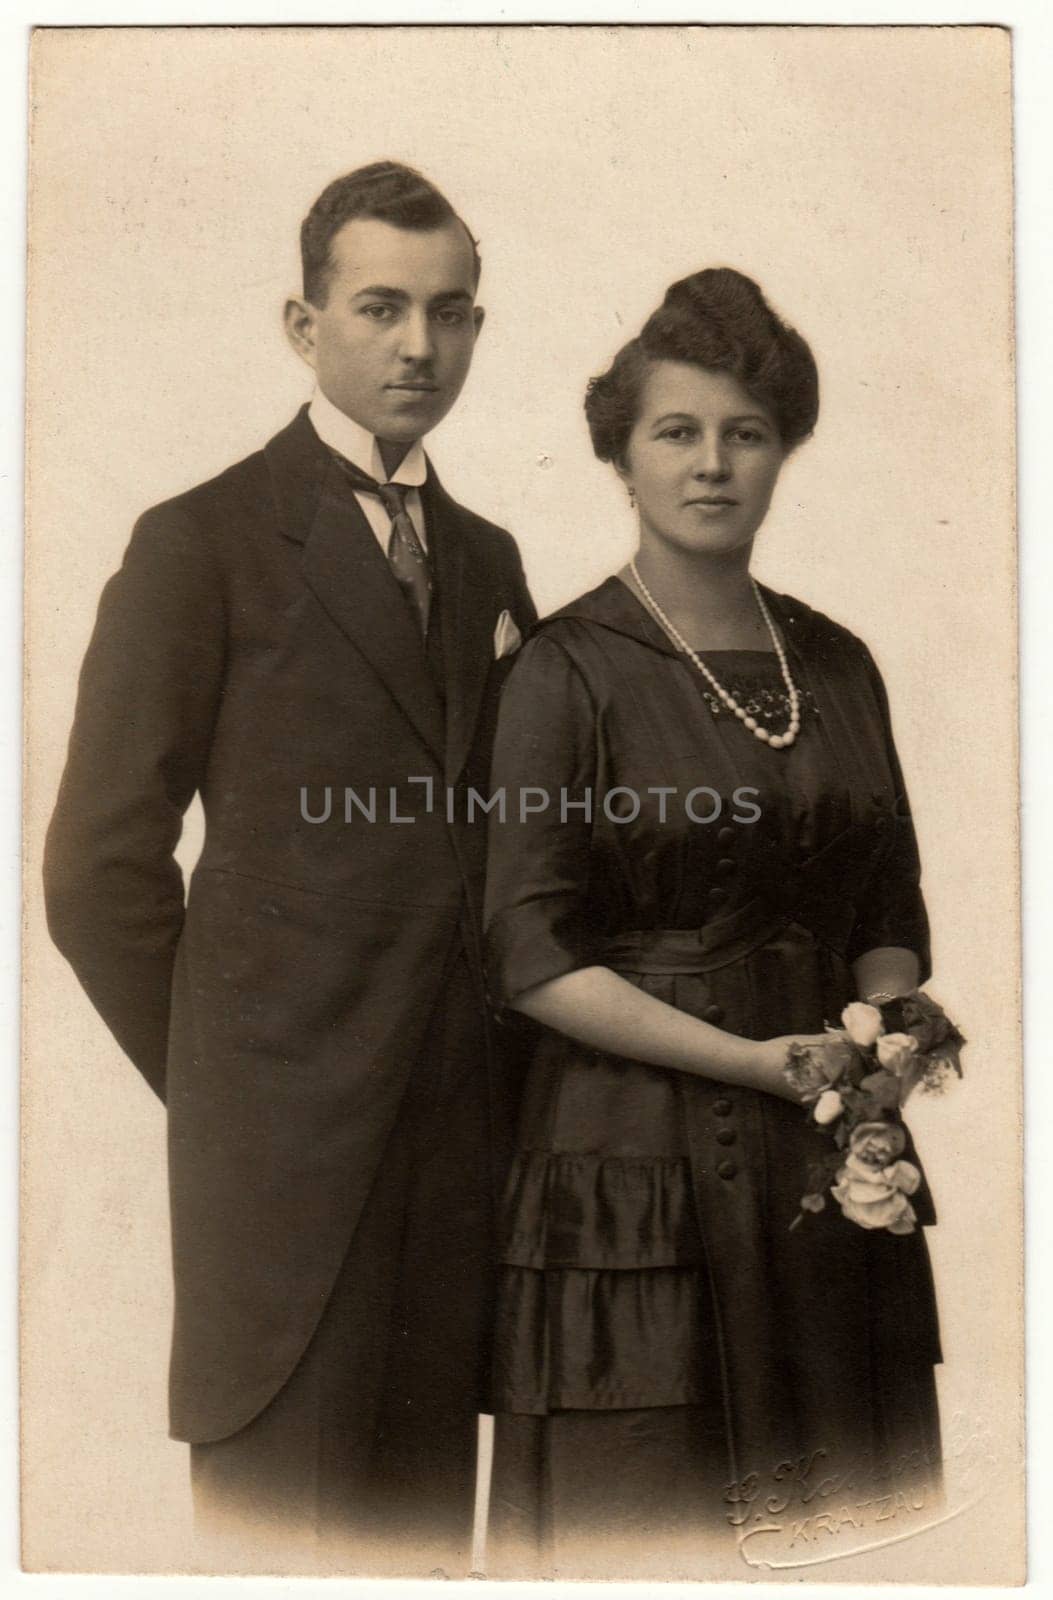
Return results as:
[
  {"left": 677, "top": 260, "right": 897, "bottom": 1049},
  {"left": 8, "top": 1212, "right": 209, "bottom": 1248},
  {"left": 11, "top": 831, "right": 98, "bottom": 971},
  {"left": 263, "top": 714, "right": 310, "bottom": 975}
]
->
[
  {"left": 730, "top": 428, "right": 763, "bottom": 443},
  {"left": 659, "top": 427, "right": 693, "bottom": 442}
]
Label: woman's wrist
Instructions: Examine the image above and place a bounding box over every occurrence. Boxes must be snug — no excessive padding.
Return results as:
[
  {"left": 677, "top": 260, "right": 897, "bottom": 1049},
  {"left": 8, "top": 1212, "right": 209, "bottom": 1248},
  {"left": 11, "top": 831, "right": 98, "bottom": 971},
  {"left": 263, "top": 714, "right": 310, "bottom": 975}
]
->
[{"left": 713, "top": 1034, "right": 788, "bottom": 1097}]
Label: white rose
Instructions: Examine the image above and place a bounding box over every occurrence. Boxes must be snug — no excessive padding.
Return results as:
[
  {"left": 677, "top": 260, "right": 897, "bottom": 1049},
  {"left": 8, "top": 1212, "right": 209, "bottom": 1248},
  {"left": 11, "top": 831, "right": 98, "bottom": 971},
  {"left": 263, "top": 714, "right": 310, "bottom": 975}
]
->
[
  {"left": 841, "top": 1002, "right": 884, "bottom": 1048},
  {"left": 885, "top": 1159, "right": 922, "bottom": 1195},
  {"left": 813, "top": 1089, "right": 845, "bottom": 1126},
  {"left": 831, "top": 1169, "right": 918, "bottom": 1233},
  {"left": 875, "top": 1032, "right": 919, "bottom": 1076}
]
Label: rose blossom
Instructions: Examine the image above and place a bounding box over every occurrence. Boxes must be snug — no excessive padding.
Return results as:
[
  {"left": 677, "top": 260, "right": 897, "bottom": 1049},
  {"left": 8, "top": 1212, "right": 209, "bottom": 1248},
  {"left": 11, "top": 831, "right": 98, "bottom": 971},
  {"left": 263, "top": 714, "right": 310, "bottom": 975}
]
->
[
  {"left": 783, "top": 1047, "right": 828, "bottom": 1100},
  {"left": 875, "top": 1032, "right": 919, "bottom": 1076},
  {"left": 900, "top": 991, "right": 951, "bottom": 1053},
  {"left": 839, "top": 1152, "right": 920, "bottom": 1191},
  {"left": 841, "top": 1002, "right": 884, "bottom": 1048},
  {"left": 784, "top": 1040, "right": 848, "bottom": 1103},
  {"left": 831, "top": 1170, "right": 917, "bottom": 1234},
  {"left": 831, "top": 1153, "right": 920, "bottom": 1233},
  {"left": 885, "top": 1159, "right": 922, "bottom": 1195},
  {"left": 848, "top": 1120, "right": 907, "bottom": 1167},
  {"left": 813, "top": 1089, "right": 844, "bottom": 1125}
]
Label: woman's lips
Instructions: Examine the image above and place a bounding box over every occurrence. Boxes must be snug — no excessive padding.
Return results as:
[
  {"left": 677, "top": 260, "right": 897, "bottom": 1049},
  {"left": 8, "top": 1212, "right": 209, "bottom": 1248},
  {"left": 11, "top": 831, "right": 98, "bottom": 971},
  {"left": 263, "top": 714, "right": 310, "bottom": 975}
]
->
[{"left": 686, "top": 496, "right": 739, "bottom": 513}]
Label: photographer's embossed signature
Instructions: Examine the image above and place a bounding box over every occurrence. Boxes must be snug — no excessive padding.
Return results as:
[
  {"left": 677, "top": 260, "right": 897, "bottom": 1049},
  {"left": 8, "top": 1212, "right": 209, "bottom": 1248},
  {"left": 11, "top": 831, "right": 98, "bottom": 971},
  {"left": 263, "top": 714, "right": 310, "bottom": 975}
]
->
[{"left": 726, "top": 1410, "right": 995, "bottom": 1570}]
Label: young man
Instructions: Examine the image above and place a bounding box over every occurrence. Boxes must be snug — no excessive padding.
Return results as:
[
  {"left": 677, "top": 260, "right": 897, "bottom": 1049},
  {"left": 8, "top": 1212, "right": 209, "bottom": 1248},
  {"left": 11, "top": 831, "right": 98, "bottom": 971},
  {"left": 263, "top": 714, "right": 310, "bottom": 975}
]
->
[{"left": 43, "top": 162, "right": 536, "bottom": 1570}]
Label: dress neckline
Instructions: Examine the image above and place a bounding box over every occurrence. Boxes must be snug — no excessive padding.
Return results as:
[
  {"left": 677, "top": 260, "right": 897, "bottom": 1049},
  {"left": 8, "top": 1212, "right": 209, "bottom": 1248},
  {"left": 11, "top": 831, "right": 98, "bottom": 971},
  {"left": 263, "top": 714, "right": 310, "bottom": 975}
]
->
[{"left": 681, "top": 646, "right": 778, "bottom": 659}]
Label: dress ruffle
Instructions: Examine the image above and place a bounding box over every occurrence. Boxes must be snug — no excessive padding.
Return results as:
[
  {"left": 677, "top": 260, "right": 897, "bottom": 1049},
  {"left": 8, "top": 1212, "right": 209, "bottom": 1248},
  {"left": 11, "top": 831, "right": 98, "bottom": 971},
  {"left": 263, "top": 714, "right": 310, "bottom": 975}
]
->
[
  {"left": 498, "top": 1150, "right": 704, "bottom": 1270},
  {"left": 491, "top": 1263, "right": 722, "bottom": 1414}
]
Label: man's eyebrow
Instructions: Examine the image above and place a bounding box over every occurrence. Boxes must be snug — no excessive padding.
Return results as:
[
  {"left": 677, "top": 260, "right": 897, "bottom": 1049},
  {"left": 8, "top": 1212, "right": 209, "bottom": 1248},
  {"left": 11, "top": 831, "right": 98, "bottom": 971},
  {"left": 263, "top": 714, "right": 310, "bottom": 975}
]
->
[{"left": 351, "top": 285, "right": 409, "bottom": 301}]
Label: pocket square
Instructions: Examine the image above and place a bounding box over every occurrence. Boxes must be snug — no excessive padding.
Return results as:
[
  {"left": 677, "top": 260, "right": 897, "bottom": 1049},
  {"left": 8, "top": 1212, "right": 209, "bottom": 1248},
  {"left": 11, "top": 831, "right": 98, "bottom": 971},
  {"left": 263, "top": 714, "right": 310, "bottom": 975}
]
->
[{"left": 493, "top": 609, "right": 523, "bottom": 660}]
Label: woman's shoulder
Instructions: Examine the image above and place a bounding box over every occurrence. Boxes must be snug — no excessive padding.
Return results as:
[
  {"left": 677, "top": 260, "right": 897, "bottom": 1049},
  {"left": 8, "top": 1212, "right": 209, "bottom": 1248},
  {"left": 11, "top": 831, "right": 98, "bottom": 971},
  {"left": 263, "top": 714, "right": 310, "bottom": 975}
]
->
[
  {"left": 525, "top": 573, "right": 672, "bottom": 660},
  {"left": 759, "top": 585, "right": 876, "bottom": 669}
]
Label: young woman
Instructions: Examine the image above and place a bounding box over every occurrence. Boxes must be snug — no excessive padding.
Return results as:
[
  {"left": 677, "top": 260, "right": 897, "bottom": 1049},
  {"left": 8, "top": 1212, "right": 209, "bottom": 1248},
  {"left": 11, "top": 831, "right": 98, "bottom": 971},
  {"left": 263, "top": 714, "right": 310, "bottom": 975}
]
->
[{"left": 482, "top": 269, "right": 942, "bottom": 1573}]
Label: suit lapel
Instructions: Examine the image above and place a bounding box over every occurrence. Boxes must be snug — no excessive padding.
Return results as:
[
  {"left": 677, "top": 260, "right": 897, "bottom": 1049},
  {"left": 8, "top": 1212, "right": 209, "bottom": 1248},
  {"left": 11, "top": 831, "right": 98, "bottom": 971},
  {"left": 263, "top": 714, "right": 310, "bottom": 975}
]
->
[
  {"left": 426, "top": 471, "right": 497, "bottom": 784},
  {"left": 265, "top": 409, "right": 446, "bottom": 766}
]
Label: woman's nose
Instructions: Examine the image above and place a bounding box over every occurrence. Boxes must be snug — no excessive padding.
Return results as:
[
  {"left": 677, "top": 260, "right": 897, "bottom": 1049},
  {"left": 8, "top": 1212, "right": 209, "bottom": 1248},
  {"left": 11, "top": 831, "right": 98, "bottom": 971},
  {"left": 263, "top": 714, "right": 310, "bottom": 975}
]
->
[{"left": 692, "top": 435, "right": 730, "bottom": 479}]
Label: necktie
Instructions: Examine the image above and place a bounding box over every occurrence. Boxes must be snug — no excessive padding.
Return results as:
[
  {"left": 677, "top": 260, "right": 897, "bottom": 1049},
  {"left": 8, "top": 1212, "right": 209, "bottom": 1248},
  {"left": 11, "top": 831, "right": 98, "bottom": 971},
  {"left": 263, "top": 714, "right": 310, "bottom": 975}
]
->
[{"left": 330, "top": 451, "right": 432, "bottom": 637}]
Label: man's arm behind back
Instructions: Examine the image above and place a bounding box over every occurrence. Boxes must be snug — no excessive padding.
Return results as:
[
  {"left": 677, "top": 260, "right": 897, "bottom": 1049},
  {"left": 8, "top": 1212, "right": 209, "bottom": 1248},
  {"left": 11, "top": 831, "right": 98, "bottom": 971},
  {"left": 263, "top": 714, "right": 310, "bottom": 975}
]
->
[{"left": 43, "top": 502, "right": 227, "bottom": 1101}]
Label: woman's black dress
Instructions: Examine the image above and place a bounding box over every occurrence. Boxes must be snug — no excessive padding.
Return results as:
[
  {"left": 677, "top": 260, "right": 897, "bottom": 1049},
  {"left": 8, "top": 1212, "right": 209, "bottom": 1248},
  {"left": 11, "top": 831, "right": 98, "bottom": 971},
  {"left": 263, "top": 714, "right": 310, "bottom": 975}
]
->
[{"left": 482, "top": 576, "right": 942, "bottom": 1566}]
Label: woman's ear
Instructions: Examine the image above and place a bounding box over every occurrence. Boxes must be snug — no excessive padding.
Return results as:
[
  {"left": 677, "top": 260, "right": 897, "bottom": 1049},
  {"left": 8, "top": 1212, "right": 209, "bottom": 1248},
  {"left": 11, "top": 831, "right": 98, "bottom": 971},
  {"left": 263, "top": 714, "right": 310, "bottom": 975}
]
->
[{"left": 612, "top": 454, "right": 635, "bottom": 504}]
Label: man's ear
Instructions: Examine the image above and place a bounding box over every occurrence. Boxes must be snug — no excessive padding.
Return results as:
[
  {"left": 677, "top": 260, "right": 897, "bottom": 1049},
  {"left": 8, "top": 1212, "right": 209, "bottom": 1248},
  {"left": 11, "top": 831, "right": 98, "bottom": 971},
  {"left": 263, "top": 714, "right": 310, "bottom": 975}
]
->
[
  {"left": 284, "top": 297, "right": 319, "bottom": 369},
  {"left": 472, "top": 304, "right": 486, "bottom": 339}
]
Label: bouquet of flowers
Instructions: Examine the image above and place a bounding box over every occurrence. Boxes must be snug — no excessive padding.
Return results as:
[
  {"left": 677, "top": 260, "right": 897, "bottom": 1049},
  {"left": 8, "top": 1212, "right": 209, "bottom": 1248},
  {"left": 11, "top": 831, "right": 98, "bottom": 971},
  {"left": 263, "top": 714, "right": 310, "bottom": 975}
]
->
[{"left": 783, "top": 991, "right": 965, "bottom": 1235}]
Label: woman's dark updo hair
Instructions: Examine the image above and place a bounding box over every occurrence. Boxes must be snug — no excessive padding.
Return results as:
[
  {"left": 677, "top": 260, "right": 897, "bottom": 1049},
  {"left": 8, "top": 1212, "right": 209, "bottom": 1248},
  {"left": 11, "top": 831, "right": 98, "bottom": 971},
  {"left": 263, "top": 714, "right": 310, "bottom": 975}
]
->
[{"left": 585, "top": 267, "right": 818, "bottom": 463}]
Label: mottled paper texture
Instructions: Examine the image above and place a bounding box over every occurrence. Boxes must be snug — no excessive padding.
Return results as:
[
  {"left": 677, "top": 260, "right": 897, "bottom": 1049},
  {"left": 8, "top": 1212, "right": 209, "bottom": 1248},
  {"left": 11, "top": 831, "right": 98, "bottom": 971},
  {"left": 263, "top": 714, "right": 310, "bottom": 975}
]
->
[{"left": 23, "top": 23, "right": 1021, "bottom": 1582}]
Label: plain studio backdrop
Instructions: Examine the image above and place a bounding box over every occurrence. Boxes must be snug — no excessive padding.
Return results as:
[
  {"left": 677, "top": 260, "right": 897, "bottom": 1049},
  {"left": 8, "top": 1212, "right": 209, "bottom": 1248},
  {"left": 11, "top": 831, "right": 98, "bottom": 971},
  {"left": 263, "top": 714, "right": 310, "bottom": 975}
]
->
[{"left": 23, "top": 25, "right": 1018, "bottom": 1581}]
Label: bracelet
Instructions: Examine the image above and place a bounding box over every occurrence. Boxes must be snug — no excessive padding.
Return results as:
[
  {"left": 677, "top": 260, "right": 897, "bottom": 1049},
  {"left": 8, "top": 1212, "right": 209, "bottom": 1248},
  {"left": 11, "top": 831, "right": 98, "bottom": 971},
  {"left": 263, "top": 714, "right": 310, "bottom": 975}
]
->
[{"left": 865, "top": 990, "right": 900, "bottom": 1004}]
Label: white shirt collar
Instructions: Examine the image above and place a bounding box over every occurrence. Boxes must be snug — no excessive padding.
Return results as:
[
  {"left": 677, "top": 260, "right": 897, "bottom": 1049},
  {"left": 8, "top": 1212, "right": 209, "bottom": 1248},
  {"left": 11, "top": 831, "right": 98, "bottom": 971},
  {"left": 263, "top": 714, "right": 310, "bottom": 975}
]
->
[{"left": 308, "top": 388, "right": 428, "bottom": 488}]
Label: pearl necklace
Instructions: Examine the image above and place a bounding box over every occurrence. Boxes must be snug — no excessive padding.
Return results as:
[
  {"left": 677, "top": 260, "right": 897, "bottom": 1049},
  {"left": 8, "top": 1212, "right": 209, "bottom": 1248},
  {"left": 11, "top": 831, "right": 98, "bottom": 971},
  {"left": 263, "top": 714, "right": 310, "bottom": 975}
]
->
[{"left": 628, "top": 559, "right": 801, "bottom": 749}]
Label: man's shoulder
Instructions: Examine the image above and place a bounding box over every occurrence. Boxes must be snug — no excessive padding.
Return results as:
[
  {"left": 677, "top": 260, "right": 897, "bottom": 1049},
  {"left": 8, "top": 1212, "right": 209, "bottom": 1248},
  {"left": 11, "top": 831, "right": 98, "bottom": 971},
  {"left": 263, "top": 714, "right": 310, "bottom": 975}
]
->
[
  {"left": 136, "top": 440, "right": 273, "bottom": 535},
  {"left": 129, "top": 409, "right": 319, "bottom": 571}
]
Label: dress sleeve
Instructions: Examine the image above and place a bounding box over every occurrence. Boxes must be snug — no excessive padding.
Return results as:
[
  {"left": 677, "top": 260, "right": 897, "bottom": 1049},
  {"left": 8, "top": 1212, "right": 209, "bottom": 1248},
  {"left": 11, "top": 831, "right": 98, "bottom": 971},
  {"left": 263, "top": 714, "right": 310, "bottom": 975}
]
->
[
  {"left": 846, "top": 643, "right": 932, "bottom": 983},
  {"left": 483, "top": 630, "right": 599, "bottom": 1009}
]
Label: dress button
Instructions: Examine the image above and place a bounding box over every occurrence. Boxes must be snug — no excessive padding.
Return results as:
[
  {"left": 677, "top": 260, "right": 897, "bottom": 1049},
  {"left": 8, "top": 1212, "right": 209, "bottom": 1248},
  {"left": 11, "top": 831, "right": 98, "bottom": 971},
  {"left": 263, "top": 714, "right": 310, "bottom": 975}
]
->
[
  {"left": 712, "top": 1098, "right": 733, "bottom": 1117},
  {"left": 707, "top": 886, "right": 728, "bottom": 906},
  {"left": 703, "top": 1003, "right": 725, "bottom": 1024},
  {"left": 717, "top": 825, "right": 736, "bottom": 846},
  {"left": 717, "top": 1159, "right": 738, "bottom": 1179},
  {"left": 715, "top": 856, "right": 735, "bottom": 877},
  {"left": 874, "top": 816, "right": 889, "bottom": 831},
  {"left": 716, "top": 1127, "right": 737, "bottom": 1146}
]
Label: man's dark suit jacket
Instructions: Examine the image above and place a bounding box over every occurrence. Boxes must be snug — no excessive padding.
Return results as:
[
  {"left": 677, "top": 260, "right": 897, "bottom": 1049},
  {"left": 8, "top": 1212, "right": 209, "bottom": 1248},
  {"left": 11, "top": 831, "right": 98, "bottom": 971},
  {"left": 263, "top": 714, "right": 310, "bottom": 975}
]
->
[{"left": 43, "top": 406, "right": 537, "bottom": 1445}]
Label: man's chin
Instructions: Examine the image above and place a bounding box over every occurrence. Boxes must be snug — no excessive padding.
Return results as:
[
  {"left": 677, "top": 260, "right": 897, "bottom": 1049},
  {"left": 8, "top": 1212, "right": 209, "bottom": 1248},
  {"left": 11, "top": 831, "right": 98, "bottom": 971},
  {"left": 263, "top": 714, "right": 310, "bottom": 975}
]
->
[{"left": 379, "top": 395, "right": 453, "bottom": 437}]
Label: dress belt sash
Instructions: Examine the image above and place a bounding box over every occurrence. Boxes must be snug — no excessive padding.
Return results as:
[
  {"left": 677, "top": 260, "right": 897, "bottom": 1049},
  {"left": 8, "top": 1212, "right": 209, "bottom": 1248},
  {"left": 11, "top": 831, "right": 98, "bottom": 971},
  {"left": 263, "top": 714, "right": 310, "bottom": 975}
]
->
[{"left": 594, "top": 856, "right": 861, "bottom": 976}]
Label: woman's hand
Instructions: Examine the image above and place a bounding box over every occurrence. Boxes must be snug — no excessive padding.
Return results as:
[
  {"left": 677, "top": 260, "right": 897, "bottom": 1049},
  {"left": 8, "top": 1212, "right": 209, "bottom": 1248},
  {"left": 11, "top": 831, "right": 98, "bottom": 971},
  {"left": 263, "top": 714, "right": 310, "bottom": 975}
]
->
[{"left": 752, "top": 1034, "right": 834, "bottom": 1103}]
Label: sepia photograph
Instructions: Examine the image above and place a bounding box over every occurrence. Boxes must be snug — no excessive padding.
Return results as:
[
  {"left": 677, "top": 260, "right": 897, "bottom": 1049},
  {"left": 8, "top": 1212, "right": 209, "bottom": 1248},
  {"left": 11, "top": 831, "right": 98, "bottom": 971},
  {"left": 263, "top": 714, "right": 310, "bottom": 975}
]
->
[{"left": 20, "top": 19, "right": 1024, "bottom": 1587}]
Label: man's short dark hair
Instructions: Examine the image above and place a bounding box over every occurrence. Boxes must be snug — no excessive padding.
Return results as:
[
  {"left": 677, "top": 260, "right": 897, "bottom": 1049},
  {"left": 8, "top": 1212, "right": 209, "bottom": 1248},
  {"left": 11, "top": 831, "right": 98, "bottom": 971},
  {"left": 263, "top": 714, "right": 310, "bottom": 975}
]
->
[{"left": 300, "top": 161, "right": 482, "bottom": 306}]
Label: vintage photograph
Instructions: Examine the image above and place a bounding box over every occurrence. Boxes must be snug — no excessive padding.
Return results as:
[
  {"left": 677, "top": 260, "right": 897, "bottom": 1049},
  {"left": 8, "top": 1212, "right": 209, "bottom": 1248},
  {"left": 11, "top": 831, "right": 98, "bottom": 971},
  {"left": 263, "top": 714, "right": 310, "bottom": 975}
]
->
[{"left": 22, "top": 23, "right": 1021, "bottom": 1584}]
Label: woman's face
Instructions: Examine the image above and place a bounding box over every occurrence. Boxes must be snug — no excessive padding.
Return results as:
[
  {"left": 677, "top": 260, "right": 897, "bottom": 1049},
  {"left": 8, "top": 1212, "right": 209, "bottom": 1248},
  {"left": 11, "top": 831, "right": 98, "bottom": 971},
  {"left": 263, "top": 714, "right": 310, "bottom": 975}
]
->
[{"left": 619, "top": 361, "right": 786, "bottom": 559}]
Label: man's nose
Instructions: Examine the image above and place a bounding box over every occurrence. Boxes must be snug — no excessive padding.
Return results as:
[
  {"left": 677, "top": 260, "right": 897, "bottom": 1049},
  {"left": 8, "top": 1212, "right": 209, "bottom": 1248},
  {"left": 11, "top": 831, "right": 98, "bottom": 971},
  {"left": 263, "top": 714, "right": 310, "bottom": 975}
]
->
[
  {"left": 397, "top": 310, "right": 435, "bottom": 365},
  {"left": 691, "top": 432, "right": 730, "bottom": 479}
]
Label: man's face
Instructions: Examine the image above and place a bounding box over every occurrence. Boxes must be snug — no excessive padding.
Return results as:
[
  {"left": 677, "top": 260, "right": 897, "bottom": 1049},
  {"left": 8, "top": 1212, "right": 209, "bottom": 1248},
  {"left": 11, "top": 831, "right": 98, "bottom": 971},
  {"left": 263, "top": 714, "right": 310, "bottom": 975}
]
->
[{"left": 287, "top": 216, "right": 483, "bottom": 443}]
